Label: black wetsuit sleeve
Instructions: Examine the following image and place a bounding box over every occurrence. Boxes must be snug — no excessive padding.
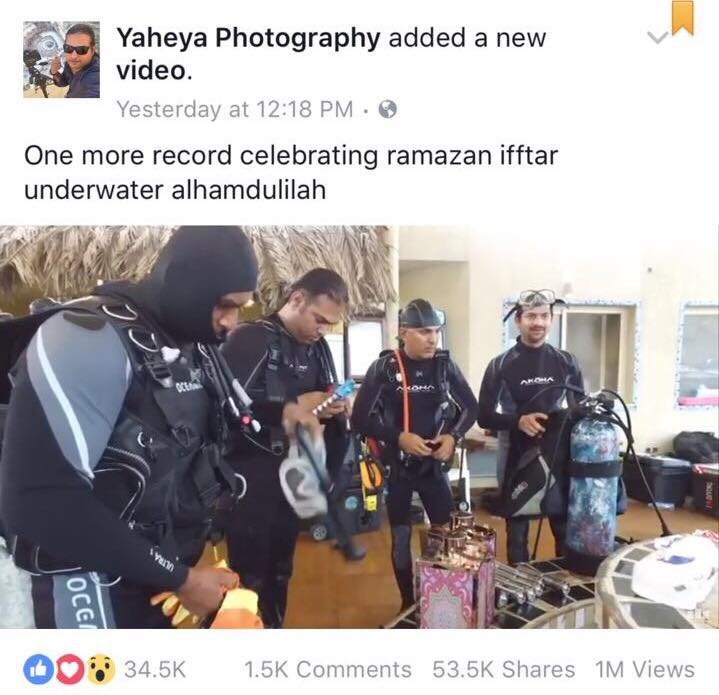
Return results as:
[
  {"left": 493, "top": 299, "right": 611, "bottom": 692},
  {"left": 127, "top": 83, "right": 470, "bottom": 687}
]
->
[
  {"left": 221, "top": 323, "right": 286, "bottom": 427},
  {"left": 446, "top": 360, "right": 479, "bottom": 439},
  {"left": 351, "top": 358, "right": 401, "bottom": 445},
  {"left": 477, "top": 357, "right": 519, "bottom": 431},
  {"left": 0, "top": 312, "right": 189, "bottom": 590}
]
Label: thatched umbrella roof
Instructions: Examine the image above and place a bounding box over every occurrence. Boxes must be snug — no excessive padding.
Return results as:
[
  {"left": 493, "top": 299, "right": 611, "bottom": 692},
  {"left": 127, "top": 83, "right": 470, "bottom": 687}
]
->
[{"left": 0, "top": 226, "right": 395, "bottom": 315}]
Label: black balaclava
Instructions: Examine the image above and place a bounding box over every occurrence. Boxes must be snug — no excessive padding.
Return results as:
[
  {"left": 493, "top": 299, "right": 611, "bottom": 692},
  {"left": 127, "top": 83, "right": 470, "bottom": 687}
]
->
[{"left": 95, "top": 226, "right": 258, "bottom": 344}]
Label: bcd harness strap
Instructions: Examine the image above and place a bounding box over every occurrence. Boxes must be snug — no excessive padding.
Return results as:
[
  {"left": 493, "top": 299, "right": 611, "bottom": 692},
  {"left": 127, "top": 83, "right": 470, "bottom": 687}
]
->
[
  {"left": 568, "top": 460, "right": 622, "bottom": 478},
  {"left": 393, "top": 348, "right": 455, "bottom": 442},
  {"left": 391, "top": 349, "right": 459, "bottom": 476},
  {"left": 98, "top": 300, "right": 237, "bottom": 501},
  {"left": 256, "top": 319, "right": 336, "bottom": 455}
]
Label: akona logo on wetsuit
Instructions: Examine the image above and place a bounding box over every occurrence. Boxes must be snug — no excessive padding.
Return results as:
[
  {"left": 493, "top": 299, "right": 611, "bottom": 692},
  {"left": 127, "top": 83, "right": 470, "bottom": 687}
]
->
[{"left": 520, "top": 377, "right": 555, "bottom": 386}]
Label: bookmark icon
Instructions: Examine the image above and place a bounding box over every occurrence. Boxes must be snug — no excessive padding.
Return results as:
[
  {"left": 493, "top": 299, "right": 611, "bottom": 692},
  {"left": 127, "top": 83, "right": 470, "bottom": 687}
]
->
[{"left": 672, "top": 1, "right": 694, "bottom": 36}]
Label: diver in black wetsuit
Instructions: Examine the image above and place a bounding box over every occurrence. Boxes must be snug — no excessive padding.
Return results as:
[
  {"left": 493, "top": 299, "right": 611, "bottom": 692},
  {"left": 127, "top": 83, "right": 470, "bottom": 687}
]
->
[
  {"left": 477, "top": 290, "right": 584, "bottom": 565},
  {"left": 0, "top": 227, "right": 315, "bottom": 628},
  {"left": 352, "top": 299, "right": 478, "bottom": 611},
  {"left": 221, "top": 268, "right": 354, "bottom": 628}
]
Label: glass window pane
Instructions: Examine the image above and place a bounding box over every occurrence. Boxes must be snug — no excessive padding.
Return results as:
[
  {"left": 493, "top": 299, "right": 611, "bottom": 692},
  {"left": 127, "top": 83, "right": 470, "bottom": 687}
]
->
[
  {"left": 678, "top": 312, "right": 719, "bottom": 404},
  {"left": 604, "top": 314, "right": 621, "bottom": 392},
  {"left": 348, "top": 320, "right": 384, "bottom": 379},
  {"left": 566, "top": 314, "right": 603, "bottom": 394},
  {"left": 324, "top": 333, "right": 345, "bottom": 382}
]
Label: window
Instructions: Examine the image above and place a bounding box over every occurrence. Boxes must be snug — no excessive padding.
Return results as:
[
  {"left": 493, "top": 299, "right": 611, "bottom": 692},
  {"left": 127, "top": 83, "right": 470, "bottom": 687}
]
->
[
  {"left": 505, "top": 301, "right": 637, "bottom": 401},
  {"left": 347, "top": 319, "right": 385, "bottom": 380},
  {"left": 564, "top": 310, "right": 627, "bottom": 396},
  {"left": 677, "top": 306, "right": 719, "bottom": 407},
  {"left": 435, "top": 308, "right": 447, "bottom": 350},
  {"left": 324, "top": 332, "right": 346, "bottom": 382}
]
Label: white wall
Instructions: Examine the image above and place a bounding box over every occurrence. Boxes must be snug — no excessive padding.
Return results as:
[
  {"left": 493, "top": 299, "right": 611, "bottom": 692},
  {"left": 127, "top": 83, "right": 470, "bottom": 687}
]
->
[
  {"left": 398, "top": 227, "right": 719, "bottom": 450},
  {"left": 399, "top": 260, "right": 470, "bottom": 374}
]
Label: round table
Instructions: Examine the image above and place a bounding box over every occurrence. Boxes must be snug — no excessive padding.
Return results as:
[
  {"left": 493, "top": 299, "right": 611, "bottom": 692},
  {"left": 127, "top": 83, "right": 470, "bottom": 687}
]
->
[{"left": 595, "top": 538, "right": 719, "bottom": 629}]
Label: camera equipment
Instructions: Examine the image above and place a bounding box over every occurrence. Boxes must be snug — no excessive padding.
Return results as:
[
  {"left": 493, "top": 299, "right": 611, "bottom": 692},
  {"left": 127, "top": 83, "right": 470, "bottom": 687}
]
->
[{"left": 23, "top": 48, "right": 53, "bottom": 98}]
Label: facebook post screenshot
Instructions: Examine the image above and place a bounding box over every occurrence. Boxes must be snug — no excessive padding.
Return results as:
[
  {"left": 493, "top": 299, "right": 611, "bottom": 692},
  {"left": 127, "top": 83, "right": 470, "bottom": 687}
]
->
[{"left": 0, "top": 0, "right": 717, "bottom": 691}]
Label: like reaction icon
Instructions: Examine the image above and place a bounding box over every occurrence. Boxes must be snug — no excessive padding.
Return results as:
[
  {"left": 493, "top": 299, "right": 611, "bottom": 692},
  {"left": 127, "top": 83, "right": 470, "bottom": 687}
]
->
[
  {"left": 56, "top": 654, "right": 85, "bottom": 685},
  {"left": 23, "top": 654, "right": 54, "bottom": 685}
]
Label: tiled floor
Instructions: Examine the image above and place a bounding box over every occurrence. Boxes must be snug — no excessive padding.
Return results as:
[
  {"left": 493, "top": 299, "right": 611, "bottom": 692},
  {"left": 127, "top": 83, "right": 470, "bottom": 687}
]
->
[
  {"left": 1, "top": 500, "right": 714, "bottom": 629},
  {"left": 284, "top": 500, "right": 719, "bottom": 628}
]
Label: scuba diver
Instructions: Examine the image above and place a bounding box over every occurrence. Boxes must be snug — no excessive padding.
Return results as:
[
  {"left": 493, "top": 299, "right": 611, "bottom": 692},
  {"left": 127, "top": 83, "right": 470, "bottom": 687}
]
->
[
  {"left": 221, "top": 268, "right": 357, "bottom": 629},
  {"left": 351, "top": 299, "right": 478, "bottom": 612},
  {"left": 477, "top": 289, "right": 584, "bottom": 565},
  {"left": 0, "top": 226, "right": 316, "bottom": 628}
]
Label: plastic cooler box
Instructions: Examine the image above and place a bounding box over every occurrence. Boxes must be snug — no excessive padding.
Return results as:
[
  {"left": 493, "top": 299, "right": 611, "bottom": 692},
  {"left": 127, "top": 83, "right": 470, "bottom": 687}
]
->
[{"left": 622, "top": 454, "right": 692, "bottom": 507}]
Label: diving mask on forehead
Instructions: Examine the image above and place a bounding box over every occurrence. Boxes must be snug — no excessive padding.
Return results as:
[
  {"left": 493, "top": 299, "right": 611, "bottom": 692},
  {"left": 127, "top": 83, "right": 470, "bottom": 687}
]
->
[
  {"left": 503, "top": 289, "right": 567, "bottom": 322},
  {"left": 518, "top": 289, "right": 556, "bottom": 307}
]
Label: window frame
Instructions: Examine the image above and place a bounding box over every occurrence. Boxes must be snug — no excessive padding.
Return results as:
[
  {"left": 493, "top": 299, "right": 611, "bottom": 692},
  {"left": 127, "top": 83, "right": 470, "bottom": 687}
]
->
[
  {"left": 346, "top": 316, "right": 386, "bottom": 382},
  {"left": 675, "top": 301, "right": 719, "bottom": 411}
]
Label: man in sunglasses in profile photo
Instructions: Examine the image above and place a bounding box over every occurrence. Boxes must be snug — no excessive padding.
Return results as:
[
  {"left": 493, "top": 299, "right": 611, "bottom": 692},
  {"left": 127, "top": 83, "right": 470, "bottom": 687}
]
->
[
  {"left": 478, "top": 290, "right": 584, "bottom": 565},
  {"left": 49, "top": 23, "right": 100, "bottom": 98}
]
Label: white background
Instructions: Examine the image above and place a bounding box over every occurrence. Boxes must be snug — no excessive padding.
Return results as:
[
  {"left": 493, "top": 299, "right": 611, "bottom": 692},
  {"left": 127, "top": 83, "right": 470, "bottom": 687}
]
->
[
  {"left": 0, "top": 0, "right": 716, "bottom": 235},
  {"left": 1, "top": 627, "right": 717, "bottom": 692}
]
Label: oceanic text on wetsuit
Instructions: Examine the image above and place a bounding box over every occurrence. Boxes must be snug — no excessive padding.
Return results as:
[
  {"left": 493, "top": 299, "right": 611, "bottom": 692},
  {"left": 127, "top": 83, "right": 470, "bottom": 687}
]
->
[
  {"left": 22, "top": 142, "right": 560, "bottom": 203},
  {"left": 114, "top": 26, "right": 549, "bottom": 81}
]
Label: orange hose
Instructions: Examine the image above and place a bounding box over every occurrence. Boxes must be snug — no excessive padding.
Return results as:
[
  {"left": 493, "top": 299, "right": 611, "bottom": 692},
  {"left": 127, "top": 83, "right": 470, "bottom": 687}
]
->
[{"left": 394, "top": 349, "right": 410, "bottom": 433}]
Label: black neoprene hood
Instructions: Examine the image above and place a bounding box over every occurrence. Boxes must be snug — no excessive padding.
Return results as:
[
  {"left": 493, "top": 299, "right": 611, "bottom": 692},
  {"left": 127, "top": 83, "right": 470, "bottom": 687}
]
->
[{"left": 146, "top": 226, "right": 258, "bottom": 344}]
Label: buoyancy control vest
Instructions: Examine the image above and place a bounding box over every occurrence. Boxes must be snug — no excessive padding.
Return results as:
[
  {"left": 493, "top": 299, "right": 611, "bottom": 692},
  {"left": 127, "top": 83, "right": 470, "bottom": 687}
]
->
[
  {"left": 2, "top": 297, "right": 236, "bottom": 575},
  {"left": 252, "top": 318, "right": 338, "bottom": 456},
  {"left": 502, "top": 401, "right": 628, "bottom": 521},
  {"left": 371, "top": 349, "right": 458, "bottom": 476},
  {"left": 377, "top": 349, "right": 456, "bottom": 432}
]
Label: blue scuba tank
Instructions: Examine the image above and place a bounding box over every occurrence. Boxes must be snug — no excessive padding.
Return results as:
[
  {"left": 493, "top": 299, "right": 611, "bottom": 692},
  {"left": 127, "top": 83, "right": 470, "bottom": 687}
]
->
[{"left": 564, "top": 414, "right": 620, "bottom": 575}]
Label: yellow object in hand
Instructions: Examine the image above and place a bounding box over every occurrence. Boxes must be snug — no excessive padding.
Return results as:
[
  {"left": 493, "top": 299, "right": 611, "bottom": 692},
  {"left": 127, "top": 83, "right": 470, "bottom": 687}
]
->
[
  {"left": 150, "top": 558, "right": 242, "bottom": 627},
  {"left": 210, "top": 588, "right": 263, "bottom": 629}
]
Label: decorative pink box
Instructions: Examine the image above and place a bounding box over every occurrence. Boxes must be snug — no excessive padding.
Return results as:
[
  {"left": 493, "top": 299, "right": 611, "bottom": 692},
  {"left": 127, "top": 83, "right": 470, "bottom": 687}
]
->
[{"left": 416, "top": 558, "right": 494, "bottom": 629}]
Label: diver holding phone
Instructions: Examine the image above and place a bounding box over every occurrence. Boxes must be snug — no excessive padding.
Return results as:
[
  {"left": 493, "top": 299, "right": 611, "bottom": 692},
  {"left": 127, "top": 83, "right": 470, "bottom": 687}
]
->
[
  {"left": 221, "top": 269, "right": 353, "bottom": 628},
  {"left": 351, "top": 299, "right": 478, "bottom": 611}
]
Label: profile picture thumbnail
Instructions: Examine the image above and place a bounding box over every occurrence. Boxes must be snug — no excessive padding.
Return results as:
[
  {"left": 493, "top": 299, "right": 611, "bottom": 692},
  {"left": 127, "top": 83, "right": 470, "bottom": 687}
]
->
[{"left": 23, "top": 21, "right": 100, "bottom": 98}]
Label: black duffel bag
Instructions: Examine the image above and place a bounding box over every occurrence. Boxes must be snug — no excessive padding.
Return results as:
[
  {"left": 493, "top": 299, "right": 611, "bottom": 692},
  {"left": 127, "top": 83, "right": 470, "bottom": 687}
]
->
[{"left": 673, "top": 431, "right": 719, "bottom": 464}]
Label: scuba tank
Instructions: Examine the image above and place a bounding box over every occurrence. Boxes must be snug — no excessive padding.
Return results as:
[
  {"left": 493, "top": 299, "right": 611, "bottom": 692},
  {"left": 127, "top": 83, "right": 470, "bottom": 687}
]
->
[
  {"left": 564, "top": 397, "right": 621, "bottom": 575},
  {"left": 518, "top": 381, "right": 670, "bottom": 571}
]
